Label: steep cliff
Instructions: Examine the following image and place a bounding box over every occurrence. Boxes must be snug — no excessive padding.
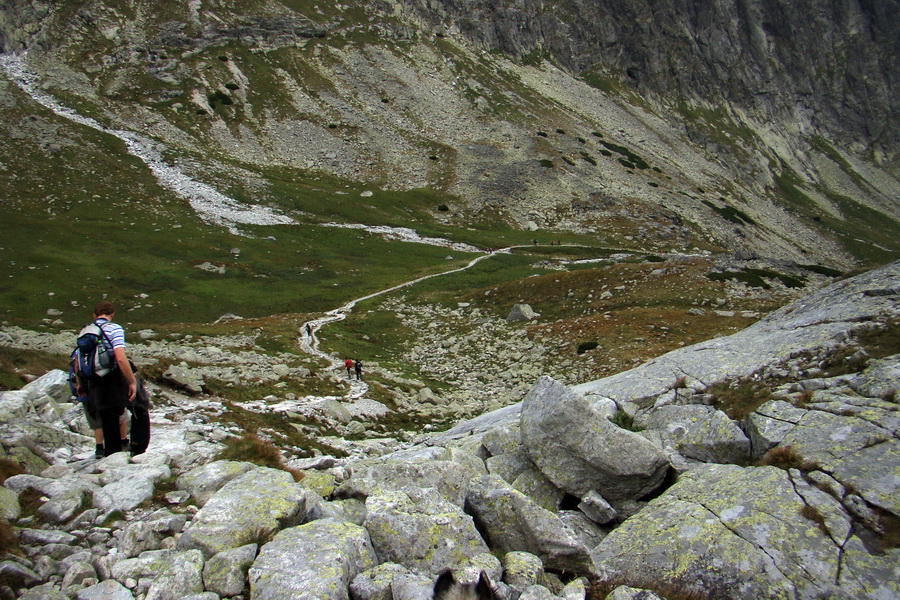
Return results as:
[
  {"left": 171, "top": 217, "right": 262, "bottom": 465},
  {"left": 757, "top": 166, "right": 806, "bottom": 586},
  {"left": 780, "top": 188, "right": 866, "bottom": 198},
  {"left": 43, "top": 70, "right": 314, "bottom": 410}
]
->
[{"left": 390, "top": 0, "right": 899, "bottom": 162}]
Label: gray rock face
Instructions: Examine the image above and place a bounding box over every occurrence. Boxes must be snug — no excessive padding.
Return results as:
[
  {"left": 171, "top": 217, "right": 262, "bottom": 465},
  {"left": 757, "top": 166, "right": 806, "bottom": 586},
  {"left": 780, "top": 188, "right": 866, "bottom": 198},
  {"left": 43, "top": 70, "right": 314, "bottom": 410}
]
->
[
  {"left": 248, "top": 518, "right": 377, "bottom": 600},
  {"left": 592, "top": 464, "right": 895, "bottom": 600},
  {"left": 177, "top": 467, "right": 309, "bottom": 558},
  {"left": 521, "top": 377, "right": 669, "bottom": 501}
]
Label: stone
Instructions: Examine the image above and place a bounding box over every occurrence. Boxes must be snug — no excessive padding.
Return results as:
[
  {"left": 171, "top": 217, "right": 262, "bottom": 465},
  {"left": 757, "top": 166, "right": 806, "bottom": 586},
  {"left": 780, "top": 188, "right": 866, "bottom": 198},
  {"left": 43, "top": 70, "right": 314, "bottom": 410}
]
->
[
  {"left": 676, "top": 410, "right": 751, "bottom": 464},
  {"left": 577, "top": 491, "right": 617, "bottom": 525},
  {"left": 177, "top": 467, "right": 309, "bottom": 558},
  {"left": 500, "top": 551, "right": 544, "bottom": 593},
  {"left": 507, "top": 304, "right": 537, "bottom": 322},
  {"left": 248, "top": 518, "right": 377, "bottom": 600},
  {"left": 144, "top": 550, "right": 205, "bottom": 600},
  {"left": 75, "top": 579, "right": 134, "bottom": 600},
  {"left": 364, "top": 487, "right": 488, "bottom": 573},
  {"left": 466, "top": 474, "right": 596, "bottom": 576},
  {"left": 202, "top": 543, "right": 258, "bottom": 597},
  {"left": 521, "top": 377, "right": 669, "bottom": 501},
  {"left": 592, "top": 464, "right": 895, "bottom": 600},
  {"left": 176, "top": 460, "right": 256, "bottom": 507}
]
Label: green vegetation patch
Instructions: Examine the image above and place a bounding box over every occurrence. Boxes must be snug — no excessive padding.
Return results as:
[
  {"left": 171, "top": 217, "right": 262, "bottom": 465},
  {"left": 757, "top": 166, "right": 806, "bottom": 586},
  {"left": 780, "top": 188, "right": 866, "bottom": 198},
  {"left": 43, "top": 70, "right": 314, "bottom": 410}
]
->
[
  {"left": 600, "top": 141, "right": 649, "bottom": 169},
  {"left": 707, "top": 268, "right": 805, "bottom": 290},
  {"left": 701, "top": 199, "right": 756, "bottom": 226}
]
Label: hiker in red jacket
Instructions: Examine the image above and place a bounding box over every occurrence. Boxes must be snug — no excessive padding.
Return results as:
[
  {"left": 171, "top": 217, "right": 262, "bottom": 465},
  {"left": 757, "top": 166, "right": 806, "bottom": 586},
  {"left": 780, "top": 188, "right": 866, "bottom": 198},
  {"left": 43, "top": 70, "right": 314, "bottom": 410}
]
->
[{"left": 344, "top": 358, "right": 353, "bottom": 379}]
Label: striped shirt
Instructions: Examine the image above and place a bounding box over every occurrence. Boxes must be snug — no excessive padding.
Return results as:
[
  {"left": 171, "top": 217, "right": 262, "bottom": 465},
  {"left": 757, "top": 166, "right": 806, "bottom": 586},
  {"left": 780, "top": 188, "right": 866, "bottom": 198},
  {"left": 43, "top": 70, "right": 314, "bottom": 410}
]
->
[{"left": 95, "top": 318, "right": 126, "bottom": 350}]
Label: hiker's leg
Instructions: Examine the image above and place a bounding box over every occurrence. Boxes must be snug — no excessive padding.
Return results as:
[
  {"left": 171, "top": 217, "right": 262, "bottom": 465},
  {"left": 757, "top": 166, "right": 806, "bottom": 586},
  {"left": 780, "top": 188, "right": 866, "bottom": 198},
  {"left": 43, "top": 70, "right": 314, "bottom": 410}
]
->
[{"left": 100, "top": 407, "right": 125, "bottom": 455}]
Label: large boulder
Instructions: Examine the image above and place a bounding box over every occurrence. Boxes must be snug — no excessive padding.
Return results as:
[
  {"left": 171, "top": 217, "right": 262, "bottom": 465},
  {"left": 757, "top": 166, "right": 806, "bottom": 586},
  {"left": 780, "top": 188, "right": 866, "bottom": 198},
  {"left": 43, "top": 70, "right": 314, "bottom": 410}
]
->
[
  {"left": 521, "top": 377, "right": 669, "bottom": 501},
  {"left": 466, "top": 474, "right": 596, "bottom": 577},
  {"left": 177, "top": 467, "right": 309, "bottom": 558},
  {"left": 592, "top": 464, "right": 898, "bottom": 599},
  {"left": 364, "top": 487, "right": 488, "bottom": 574},
  {"left": 248, "top": 518, "right": 377, "bottom": 600}
]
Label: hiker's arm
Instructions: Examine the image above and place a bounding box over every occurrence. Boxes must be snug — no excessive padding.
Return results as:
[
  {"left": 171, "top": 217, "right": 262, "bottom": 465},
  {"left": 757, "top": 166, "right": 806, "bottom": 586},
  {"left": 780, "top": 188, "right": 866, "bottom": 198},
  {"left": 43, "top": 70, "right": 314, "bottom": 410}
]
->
[{"left": 114, "top": 347, "right": 137, "bottom": 401}]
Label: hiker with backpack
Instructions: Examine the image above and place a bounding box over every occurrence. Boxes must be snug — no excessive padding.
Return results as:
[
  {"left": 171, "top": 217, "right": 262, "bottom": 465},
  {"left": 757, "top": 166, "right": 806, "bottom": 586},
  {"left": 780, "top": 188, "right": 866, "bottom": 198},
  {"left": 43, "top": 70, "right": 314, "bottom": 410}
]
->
[{"left": 73, "top": 301, "right": 137, "bottom": 457}]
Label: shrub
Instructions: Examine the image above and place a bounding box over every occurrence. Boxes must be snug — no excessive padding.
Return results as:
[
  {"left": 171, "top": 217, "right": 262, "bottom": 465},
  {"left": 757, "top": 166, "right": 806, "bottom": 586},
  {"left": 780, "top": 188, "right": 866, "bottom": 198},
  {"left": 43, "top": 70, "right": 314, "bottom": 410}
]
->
[
  {"left": 207, "top": 90, "right": 233, "bottom": 108},
  {"left": 609, "top": 410, "right": 642, "bottom": 432},
  {"left": 224, "top": 83, "right": 239, "bottom": 91},
  {"left": 556, "top": 128, "right": 566, "bottom": 134},
  {"left": 577, "top": 340, "right": 599, "bottom": 354},
  {"left": 539, "top": 159, "right": 554, "bottom": 168},
  {"left": 707, "top": 378, "right": 772, "bottom": 420},
  {"left": 537, "top": 131, "right": 548, "bottom": 137},
  {"left": 437, "top": 204, "right": 450, "bottom": 212}
]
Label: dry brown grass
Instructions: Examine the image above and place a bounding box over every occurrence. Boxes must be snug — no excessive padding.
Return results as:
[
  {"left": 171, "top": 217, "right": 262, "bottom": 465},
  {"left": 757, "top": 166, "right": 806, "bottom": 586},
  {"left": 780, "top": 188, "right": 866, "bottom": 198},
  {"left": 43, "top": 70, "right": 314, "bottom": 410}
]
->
[
  {"left": 800, "top": 505, "right": 830, "bottom": 536},
  {"left": 215, "top": 433, "right": 305, "bottom": 482},
  {"left": 758, "top": 445, "right": 819, "bottom": 472},
  {"left": 0, "top": 459, "right": 25, "bottom": 485}
]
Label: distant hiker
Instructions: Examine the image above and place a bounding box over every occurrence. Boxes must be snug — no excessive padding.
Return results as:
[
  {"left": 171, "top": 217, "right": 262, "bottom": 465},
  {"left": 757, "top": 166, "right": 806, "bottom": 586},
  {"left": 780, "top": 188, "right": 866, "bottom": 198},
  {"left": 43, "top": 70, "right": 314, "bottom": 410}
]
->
[
  {"left": 86, "top": 301, "right": 137, "bottom": 456},
  {"left": 306, "top": 323, "right": 313, "bottom": 337},
  {"left": 344, "top": 358, "right": 353, "bottom": 379},
  {"left": 354, "top": 359, "right": 363, "bottom": 381}
]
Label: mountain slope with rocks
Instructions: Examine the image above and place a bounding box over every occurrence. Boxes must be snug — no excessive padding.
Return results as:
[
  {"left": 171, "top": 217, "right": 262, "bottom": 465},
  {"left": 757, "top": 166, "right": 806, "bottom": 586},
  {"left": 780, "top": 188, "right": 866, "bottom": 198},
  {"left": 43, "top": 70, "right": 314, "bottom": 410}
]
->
[
  {"left": 0, "top": 0, "right": 898, "bottom": 272},
  {"left": 0, "top": 261, "right": 897, "bottom": 600}
]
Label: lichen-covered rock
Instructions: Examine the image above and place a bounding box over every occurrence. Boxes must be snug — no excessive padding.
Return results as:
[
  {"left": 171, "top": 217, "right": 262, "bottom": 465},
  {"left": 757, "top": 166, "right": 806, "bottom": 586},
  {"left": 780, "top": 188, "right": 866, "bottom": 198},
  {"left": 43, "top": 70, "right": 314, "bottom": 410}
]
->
[
  {"left": 592, "top": 463, "right": 898, "bottom": 599},
  {"left": 75, "top": 579, "right": 134, "bottom": 600},
  {"left": 500, "top": 551, "right": 544, "bottom": 593},
  {"left": 145, "top": 550, "right": 205, "bottom": 600},
  {"left": 0, "top": 485, "right": 21, "bottom": 520},
  {"left": 676, "top": 410, "right": 751, "bottom": 464},
  {"left": 177, "top": 467, "right": 308, "bottom": 558},
  {"left": 176, "top": 460, "right": 257, "bottom": 507},
  {"left": 349, "top": 562, "right": 411, "bottom": 600},
  {"left": 850, "top": 354, "right": 900, "bottom": 399},
  {"left": 466, "top": 474, "right": 596, "bottom": 577},
  {"left": 248, "top": 518, "right": 376, "bottom": 600},
  {"left": 202, "top": 543, "right": 257, "bottom": 597},
  {"left": 521, "top": 377, "right": 669, "bottom": 501},
  {"left": 334, "top": 459, "right": 474, "bottom": 507},
  {"left": 746, "top": 400, "right": 808, "bottom": 458},
  {"left": 363, "top": 487, "right": 488, "bottom": 573}
]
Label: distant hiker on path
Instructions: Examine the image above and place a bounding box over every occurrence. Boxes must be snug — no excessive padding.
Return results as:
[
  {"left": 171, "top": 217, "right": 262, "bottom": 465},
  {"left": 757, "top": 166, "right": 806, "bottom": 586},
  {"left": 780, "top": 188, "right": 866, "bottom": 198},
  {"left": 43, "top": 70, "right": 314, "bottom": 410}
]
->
[
  {"left": 354, "top": 359, "right": 363, "bottom": 381},
  {"left": 306, "top": 323, "right": 313, "bottom": 337},
  {"left": 344, "top": 358, "right": 353, "bottom": 379},
  {"left": 88, "top": 301, "right": 137, "bottom": 456}
]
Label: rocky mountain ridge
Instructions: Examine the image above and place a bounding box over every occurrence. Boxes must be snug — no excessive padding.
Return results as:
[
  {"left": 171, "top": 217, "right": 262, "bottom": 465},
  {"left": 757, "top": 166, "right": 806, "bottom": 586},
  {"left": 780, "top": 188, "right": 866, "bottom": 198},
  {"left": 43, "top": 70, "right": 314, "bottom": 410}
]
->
[
  {"left": 0, "top": 260, "right": 897, "bottom": 600},
  {"left": 1, "top": 0, "right": 898, "bottom": 270}
]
